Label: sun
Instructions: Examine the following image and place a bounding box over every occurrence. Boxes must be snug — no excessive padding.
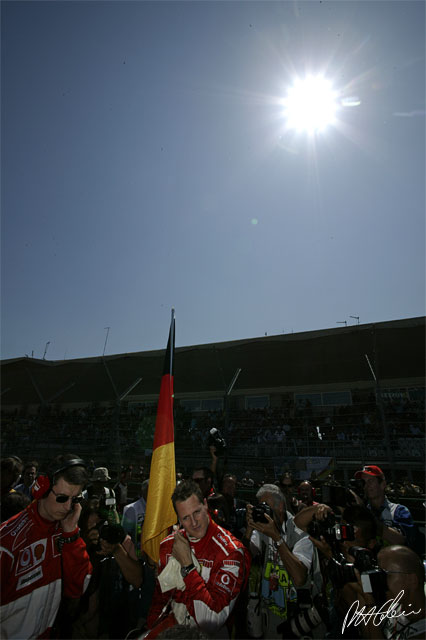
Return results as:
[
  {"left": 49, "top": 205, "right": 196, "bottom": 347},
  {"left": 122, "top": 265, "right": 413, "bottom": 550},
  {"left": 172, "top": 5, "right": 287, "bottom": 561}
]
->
[{"left": 282, "top": 75, "right": 338, "bottom": 134}]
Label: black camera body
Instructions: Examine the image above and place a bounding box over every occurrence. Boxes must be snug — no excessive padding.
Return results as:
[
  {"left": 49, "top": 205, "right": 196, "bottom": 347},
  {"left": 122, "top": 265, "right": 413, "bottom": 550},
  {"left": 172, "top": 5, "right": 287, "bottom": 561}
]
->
[
  {"left": 350, "top": 546, "right": 376, "bottom": 572},
  {"left": 308, "top": 512, "right": 355, "bottom": 545},
  {"left": 348, "top": 477, "right": 365, "bottom": 498},
  {"left": 328, "top": 556, "right": 358, "bottom": 588},
  {"left": 360, "top": 569, "right": 388, "bottom": 606},
  {"left": 328, "top": 546, "right": 387, "bottom": 605},
  {"left": 207, "top": 428, "right": 226, "bottom": 455},
  {"left": 96, "top": 521, "right": 126, "bottom": 547},
  {"left": 252, "top": 502, "right": 273, "bottom": 523},
  {"left": 321, "top": 484, "right": 355, "bottom": 508}
]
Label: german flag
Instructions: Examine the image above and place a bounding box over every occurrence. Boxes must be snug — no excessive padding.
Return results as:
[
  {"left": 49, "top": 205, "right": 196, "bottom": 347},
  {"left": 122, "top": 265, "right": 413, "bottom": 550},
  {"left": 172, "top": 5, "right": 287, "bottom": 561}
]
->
[{"left": 142, "top": 311, "right": 176, "bottom": 563}]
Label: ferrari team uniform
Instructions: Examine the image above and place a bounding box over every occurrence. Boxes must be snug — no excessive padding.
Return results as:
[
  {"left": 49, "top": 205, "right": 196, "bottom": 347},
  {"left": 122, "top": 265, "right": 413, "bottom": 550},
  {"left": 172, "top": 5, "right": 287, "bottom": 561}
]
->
[
  {"left": 0, "top": 500, "right": 92, "bottom": 639},
  {"left": 147, "top": 518, "right": 251, "bottom": 638}
]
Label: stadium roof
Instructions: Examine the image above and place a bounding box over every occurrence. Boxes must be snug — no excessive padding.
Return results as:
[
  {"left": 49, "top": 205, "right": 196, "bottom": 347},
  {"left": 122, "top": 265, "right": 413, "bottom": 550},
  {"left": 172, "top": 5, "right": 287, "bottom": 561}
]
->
[{"left": 1, "top": 316, "right": 424, "bottom": 406}]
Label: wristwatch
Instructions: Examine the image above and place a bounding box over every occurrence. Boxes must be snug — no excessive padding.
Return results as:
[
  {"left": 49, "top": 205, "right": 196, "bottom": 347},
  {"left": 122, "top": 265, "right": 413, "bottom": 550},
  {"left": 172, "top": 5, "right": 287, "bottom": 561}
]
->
[
  {"left": 273, "top": 537, "right": 284, "bottom": 550},
  {"left": 57, "top": 529, "right": 81, "bottom": 552},
  {"left": 180, "top": 562, "right": 195, "bottom": 578}
]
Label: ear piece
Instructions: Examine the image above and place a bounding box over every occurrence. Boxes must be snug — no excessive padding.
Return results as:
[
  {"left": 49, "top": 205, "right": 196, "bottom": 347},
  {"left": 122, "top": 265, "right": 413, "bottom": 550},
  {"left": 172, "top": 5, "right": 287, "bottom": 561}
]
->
[
  {"left": 32, "top": 458, "right": 86, "bottom": 500},
  {"left": 32, "top": 474, "right": 51, "bottom": 499}
]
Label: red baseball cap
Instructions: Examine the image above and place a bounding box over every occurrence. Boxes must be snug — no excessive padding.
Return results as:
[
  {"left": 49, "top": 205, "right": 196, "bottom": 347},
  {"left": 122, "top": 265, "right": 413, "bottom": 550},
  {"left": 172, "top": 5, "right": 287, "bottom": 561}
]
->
[{"left": 355, "top": 465, "right": 385, "bottom": 479}]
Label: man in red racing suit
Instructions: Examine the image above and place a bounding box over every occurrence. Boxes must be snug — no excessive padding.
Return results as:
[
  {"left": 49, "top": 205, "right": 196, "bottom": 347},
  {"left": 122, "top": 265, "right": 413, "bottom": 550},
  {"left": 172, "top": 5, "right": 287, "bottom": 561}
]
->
[
  {"left": 147, "top": 480, "right": 251, "bottom": 638},
  {"left": 0, "top": 457, "right": 92, "bottom": 639}
]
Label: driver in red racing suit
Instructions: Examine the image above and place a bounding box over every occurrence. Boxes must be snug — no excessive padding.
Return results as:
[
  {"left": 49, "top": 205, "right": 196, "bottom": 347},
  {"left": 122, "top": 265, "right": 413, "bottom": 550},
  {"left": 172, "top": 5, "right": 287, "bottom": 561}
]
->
[
  {"left": 0, "top": 457, "right": 92, "bottom": 639},
  {"left": 146, "top": 480, "right": 251, "bottom": 638}
]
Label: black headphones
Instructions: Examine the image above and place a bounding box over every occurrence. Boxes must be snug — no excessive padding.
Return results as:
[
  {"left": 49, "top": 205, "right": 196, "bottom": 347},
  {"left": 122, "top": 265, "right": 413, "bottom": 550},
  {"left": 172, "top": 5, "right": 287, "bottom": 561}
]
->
[{"left": 32, "top": 458, "right": 86, "bottom": 499}]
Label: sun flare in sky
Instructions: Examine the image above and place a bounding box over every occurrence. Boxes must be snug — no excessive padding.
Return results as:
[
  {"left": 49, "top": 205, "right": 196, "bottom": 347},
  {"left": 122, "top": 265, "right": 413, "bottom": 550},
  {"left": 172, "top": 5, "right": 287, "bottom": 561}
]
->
[{"left": 282, "top": 75, "right": 339, "bottom": 134}]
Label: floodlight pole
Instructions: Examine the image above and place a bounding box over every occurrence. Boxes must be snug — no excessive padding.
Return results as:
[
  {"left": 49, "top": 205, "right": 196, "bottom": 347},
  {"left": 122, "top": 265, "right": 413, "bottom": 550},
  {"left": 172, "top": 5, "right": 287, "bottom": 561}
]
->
[
  {"left": 224, "top": 368, "right": 242, "bottom": 431},
  {"left": 43, "top": 341, "right": 50, "bottom": 360},
  {"left": 103, "top": 327, "right": 110, "bottom": 357},
  {"left": 119, "top": 378, "right": 143, "bottom": 403},
  {"left": 364, "top": 351, "right": 395, "bottom": 482}
]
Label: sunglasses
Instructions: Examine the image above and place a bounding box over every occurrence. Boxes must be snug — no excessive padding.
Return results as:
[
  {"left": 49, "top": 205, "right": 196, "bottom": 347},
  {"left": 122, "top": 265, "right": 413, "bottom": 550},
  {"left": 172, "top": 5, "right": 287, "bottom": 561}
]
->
[{"left": 51, "top": 487, "right": 84, "bottom": 504}]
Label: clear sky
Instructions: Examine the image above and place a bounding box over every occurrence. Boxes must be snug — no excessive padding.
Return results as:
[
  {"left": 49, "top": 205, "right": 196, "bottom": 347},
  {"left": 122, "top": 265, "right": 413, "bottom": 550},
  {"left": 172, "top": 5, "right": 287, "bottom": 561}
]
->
[{"left": 2, "top": 0, "right": 425, "bottom": 361}]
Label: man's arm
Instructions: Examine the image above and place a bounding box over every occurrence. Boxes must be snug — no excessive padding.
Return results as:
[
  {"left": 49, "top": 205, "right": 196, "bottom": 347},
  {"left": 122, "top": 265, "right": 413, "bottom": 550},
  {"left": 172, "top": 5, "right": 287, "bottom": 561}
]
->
[
  {"left": 61, "top": 503, "right": 93, "bottom": 598},
  {"left": 247, "top": 507, "right": 308, "bottom": 588},
  {"left": 377, "top": 520, "right": 406, "bottom": 545},
  {"left": 98, "top": 536, "right": 143, "bottom": 588},
  {"left": 61, "top": 533, "right": 93, "bottom": 597},
  {"left": 184, "top": 545, "right": 250, "bottom": 634},
  {"left": 294, "top": 503, "right": 333, "bottom": 532},
  {"left": 380, "top": 504, "right": 414, "bottom": 546},
  {"left": 172, "top": 530, "right": 251, "bottom": 634}
]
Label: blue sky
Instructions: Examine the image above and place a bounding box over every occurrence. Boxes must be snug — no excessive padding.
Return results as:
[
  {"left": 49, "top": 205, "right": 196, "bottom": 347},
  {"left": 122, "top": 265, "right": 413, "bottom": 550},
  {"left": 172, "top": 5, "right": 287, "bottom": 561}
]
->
[{"left": 2, "top": 0, "right": 425, "bottom": 361}]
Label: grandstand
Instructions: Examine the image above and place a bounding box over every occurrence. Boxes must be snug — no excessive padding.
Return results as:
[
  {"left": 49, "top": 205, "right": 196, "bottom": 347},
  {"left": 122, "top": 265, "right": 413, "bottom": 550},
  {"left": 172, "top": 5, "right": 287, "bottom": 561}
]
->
[{"left": 1, "top": 316, "right": 425, "bottom": 517}]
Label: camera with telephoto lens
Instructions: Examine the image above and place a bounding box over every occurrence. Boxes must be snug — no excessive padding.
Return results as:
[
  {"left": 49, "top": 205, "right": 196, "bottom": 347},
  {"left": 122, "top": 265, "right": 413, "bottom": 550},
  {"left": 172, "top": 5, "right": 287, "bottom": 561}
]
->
[
  {"left": 307, "top": 512, "right": 355, "bottom": 546},
  {"left": 277, "top": 593, "right": 329, "bottom": 639},
  {"left": 328, "top": 546, "right": 374, "bottom": 588},
  {"left": 207, "top": 427, "right": 227, "bottom": 455},
  {"left": 352, "top": 547, "right": 388, "bottom": 607},
  {"left": 96, "top": 520, "right": 126, "bottom": 550},
  {"left": 252, "top": 502, "right": 273, "bottom": 523},
  {"left": 321, "top": 484, "right": 358, "bottom": 508},
  {"left": 348, "top": 477, "right": 365, "bottom": 498},
  {"left": 328, "top": 546, "right": 387, "bottom": 605}
]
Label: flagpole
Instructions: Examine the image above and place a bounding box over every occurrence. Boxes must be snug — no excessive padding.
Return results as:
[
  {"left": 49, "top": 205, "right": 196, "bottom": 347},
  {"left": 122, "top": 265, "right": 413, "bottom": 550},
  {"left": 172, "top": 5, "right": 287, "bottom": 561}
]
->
[{"left": 170, "top": 308, "right": 175, "bottom": 376}]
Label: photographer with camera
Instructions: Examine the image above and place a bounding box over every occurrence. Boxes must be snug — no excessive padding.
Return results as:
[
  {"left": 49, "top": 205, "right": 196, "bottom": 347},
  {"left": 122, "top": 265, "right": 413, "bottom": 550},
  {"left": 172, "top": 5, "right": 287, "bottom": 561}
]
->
[
  {"left": 244, "top": 484, "right": 324, "bottom": 638},
  {"left": 82, "top": 466, "right": 120, "bottom": 525},
  {"left": 295, "top": 501, "right": 381, "bottom": 638},
  {"left": 74, "top": 499, "right": 144, "bottom": 638},
  {"left": 342, "top": 545, "right": 425, "bottom": 639}
]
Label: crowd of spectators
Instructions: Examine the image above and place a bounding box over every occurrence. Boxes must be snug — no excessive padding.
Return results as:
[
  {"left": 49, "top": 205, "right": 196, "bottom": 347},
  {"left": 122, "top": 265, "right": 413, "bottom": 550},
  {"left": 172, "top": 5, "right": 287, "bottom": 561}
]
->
[
  {"left": 1, "top": 390, "right": 424, "bottom": 474},
  {"left": 1, "top": 451, "right": 425, "bottom": 639}
]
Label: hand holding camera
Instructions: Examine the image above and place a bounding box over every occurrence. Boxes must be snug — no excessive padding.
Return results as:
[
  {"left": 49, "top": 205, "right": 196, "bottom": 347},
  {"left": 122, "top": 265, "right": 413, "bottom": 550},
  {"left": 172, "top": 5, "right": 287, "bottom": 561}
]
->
[
  {"left": 309, "top": 534, "right": 333, "bottom": 561},
  {"left": 95, "top": 521, "right": 126, "bottom": 556},
  {"left": 207, "top": 428, "right": 226, "bottom": 455},
  {"left": 247, "top": 502, "right": 278, "bottom": 539}
]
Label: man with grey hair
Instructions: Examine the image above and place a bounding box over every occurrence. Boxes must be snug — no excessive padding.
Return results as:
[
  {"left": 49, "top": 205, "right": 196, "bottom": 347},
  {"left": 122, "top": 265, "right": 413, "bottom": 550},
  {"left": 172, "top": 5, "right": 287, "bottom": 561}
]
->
[{"left": 244, "top": 483, "right": 322, "bottom": 638}]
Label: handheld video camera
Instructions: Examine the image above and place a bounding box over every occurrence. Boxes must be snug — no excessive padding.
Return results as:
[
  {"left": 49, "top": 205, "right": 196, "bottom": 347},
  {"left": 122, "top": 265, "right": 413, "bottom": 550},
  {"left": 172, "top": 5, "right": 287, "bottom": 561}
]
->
[{"left": 207, "top": 428, "right": 226, "bottom": 455}]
